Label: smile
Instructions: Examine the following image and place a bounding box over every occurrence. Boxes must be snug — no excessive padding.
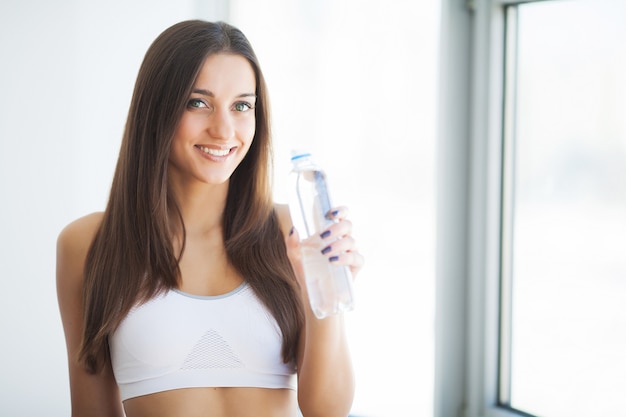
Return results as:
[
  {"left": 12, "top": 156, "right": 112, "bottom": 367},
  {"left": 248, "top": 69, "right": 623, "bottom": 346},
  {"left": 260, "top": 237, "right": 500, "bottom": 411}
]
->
[{"left": 196, "top": 146, "right": 232, "bottom": 156}]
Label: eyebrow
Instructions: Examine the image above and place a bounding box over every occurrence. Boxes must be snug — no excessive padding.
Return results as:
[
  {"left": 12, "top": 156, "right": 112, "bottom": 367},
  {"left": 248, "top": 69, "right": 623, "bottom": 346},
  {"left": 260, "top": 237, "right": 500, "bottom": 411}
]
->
[{"left": 192, "top": 88, "right": 256, "bottom": 99}]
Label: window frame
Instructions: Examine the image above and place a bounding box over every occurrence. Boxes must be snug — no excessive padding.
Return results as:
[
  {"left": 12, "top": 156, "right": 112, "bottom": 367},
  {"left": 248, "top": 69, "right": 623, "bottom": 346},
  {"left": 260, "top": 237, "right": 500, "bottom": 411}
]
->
[{"left": 435, "top": 1, "right": 554, "bottom": 417}]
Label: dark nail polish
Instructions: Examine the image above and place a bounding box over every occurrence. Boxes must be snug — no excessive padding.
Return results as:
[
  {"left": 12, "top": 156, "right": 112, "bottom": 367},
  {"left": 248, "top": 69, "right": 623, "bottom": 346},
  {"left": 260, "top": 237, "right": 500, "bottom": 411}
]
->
[
  {"left": 332, "top": 210, "right": 339, "bottom": 217},
  {"left": 329, "top": 256, "right": 339, "bottom": 262},
  {"left": 321, "top": 246, "right": 332, "bottom": 255},
  {"left": 320, "top": 230, "right": 331, "bottom": 239},
  {"left": 289, "top": 227, "right": 295, "bottom": 236}
]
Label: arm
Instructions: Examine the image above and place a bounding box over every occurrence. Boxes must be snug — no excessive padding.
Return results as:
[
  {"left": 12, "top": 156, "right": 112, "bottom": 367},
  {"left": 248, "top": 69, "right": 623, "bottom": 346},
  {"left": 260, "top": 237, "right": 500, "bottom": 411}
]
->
[
  {"left": 277, "top": 205, "right": 364, "bottom": 417},
  {"left": 56, "top": 212, "right": 125, "bottom": 417},
  {"left": 295, "top": 295, "right": 355, "bottom": 417}
]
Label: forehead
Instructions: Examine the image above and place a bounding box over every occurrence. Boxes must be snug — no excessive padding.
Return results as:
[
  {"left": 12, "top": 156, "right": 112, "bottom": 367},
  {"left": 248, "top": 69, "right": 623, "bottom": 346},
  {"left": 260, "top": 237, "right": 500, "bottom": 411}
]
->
[{"left": 193, "top": 53, "right": 256, "bottom": 93}]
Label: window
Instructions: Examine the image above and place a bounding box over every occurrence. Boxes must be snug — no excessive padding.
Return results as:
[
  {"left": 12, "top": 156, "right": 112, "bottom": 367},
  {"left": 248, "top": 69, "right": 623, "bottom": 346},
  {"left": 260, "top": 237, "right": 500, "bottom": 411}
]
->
[
  {"left": 499, "top": 1, "right": 626, "bottom": 416},
  {"left": 436, "top": 1, "right": 626, "bottom": 417}
]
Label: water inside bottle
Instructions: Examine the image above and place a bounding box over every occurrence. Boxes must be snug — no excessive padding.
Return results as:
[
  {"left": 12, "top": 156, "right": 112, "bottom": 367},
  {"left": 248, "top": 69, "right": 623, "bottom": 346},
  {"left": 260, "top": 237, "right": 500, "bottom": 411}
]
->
[{"left": 300, "top": 237, "right": 354, "bottom": 319}]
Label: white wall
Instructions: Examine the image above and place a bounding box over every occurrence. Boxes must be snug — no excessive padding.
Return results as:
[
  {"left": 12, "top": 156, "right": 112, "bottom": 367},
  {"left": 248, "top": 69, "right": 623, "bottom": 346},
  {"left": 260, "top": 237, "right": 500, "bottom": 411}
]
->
[
  {"left": 0, "top": 1, "right": 226, "bottom": 414},
  {"left": 230, "top": 1, "right": 439, "bottom": 415}
]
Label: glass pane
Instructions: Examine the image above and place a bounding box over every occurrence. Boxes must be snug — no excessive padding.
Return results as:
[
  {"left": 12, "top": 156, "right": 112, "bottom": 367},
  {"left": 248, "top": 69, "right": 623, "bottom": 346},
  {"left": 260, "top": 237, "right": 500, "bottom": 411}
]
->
[{"left": 508, "top": 1, "right": 626, "bottom": 416}]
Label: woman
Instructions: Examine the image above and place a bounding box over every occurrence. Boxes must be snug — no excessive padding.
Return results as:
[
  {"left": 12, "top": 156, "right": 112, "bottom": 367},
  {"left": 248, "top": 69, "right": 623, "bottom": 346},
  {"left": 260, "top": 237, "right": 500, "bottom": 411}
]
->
[{"left": 56, "top": 20, "right": 363, "bottom": 417}]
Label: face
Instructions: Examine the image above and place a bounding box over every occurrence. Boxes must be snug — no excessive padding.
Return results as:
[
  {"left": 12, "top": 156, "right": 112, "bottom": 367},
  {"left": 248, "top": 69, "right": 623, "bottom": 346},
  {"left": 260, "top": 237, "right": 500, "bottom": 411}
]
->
[{"left": 168, "top": 53, "right": 257, "bottom": 189}]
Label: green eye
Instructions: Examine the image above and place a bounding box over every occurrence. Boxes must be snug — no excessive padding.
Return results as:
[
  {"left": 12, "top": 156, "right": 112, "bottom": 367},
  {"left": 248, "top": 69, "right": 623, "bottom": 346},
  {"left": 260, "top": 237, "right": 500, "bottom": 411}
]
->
[
  {"left": 188, "top": 99, "right": 206, "bottom": 108},
  {"left": 234, "top": 102, "right": 253, "bottom": 112}
]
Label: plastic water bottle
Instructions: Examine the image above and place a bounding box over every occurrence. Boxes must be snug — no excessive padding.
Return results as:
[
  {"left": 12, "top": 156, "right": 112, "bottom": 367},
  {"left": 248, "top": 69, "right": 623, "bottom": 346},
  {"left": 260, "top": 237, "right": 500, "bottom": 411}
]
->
[{"left": 288, "top": 152, "right": 354, "bottom": 319}]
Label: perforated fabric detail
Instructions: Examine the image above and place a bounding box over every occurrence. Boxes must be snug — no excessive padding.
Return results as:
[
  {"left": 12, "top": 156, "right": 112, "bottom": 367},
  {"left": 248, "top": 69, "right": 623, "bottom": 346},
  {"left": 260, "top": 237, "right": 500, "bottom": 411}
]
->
[{"left": 180, "top": 329, "right": 244, "bottom": 370}]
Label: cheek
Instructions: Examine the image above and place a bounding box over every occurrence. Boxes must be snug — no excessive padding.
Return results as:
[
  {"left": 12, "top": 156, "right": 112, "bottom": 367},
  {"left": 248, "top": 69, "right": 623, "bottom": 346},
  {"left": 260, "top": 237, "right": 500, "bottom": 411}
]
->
[
  {"left": 239, "top": 117, "right": 256, "bottom": 145},
  {"left": 168, "top": 139, "right": 185, "bottom": 168},
  {"left": 169, "top": 129, "right": 188, "bottom": 159},
  {"left": 174, "top": 114, "right": 199, "bottom": 140}
]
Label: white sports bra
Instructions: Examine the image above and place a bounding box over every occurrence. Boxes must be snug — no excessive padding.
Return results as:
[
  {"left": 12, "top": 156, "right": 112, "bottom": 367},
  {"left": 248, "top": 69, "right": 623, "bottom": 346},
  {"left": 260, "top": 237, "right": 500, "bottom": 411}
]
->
[{"left": 109, "top": 282, "right": 297, "bottom": 401}]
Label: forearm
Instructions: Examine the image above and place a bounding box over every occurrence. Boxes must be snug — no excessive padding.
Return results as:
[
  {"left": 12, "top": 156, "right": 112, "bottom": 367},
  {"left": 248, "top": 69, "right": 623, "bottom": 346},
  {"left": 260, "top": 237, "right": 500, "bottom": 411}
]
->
[{"left": 297, "top": 309, "right": 355, "bottom": 417}]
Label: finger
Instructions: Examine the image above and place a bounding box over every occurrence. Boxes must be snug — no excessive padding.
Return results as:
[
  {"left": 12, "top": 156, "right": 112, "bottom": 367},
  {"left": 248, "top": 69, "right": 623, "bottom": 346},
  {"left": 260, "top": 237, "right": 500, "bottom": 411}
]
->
[
  {"left": 320, "top": 218, "right": 353, "bottom": 241},
  {"left": 328, "top": 250, "right": 365, "bottom": 277},
  {"left": 284, "top": 227, "right": 304, "bottom": 275},
  {"left": 320, "top": 235, "right": 356, "bottom": 258},
  {"left": 284, "top": 226, "right": 300, "bottom": 253},
  {"left": 325, "top": 206, "right": 349, "bottom": 221},
  {"left": 349, "top": 251, "right": 365, "bottom": 277}
]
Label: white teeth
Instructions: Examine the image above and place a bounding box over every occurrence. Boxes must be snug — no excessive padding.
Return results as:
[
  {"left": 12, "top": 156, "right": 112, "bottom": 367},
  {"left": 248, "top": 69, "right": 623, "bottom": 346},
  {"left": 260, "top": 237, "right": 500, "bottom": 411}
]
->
[{"left": 198, "top": 146, "right": 230, "bottom": 156}]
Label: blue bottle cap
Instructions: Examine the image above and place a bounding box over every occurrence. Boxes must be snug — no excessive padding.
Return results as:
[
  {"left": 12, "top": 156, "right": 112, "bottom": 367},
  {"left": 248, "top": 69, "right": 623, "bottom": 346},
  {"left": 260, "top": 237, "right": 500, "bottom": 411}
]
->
[{"left": 290, "top": 150, "right": 311, "bottom": 161}]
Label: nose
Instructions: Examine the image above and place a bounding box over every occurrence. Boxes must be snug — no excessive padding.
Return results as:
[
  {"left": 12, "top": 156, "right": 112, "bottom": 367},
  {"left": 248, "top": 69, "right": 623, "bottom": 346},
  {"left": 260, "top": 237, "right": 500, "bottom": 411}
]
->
[{"left": 208, "top": 108, "right": 235, "bottom": 141}]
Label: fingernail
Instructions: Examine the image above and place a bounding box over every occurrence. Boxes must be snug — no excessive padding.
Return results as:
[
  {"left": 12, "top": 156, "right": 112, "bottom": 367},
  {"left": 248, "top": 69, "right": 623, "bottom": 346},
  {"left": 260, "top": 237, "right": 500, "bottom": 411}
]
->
[
  {"left": 332, "top": 210, "right": 339, "bottom": 217},
  {"left": 329, "top": 256, "right": 339, "bottom": 262},
  {"left": 321, "top": 246, "right": 332, "bottom": 255},
  {"left": 320, "top": 230, "right": 331, "bottom": 239},
  {"left": 289, "top": 227, "right": 295, "bottom": 236}
]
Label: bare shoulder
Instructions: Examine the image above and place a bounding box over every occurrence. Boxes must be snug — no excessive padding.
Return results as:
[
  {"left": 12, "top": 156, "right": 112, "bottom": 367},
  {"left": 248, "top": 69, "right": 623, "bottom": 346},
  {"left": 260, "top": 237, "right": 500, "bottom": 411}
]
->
[
  {"left": 56, "top": 212, "right": 104, "bottom": 286},
  {"left": 273, "top": 203, "right": 293, "bottom": 236},
  {"left": 56, "top": 213, "right": 124, "bottom": 414},
  {"left": 58, "top": 212, "right": 104, "bottom": 245}
]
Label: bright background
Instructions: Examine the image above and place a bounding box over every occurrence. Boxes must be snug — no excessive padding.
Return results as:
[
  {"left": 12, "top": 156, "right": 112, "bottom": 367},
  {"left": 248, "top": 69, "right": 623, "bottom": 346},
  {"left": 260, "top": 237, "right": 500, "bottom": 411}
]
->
[
  {"left": 508, "top": 1, "right": 626, "bottom": 416},
  {"left": 0, "top": 1, "right": 438, "bottom": 416}
]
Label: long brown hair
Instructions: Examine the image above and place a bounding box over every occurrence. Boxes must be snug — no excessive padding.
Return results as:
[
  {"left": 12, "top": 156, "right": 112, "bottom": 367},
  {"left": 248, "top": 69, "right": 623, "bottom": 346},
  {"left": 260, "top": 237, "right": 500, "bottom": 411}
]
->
[{"left": 79, "top": 20, "right": 304, "bottom": 373}]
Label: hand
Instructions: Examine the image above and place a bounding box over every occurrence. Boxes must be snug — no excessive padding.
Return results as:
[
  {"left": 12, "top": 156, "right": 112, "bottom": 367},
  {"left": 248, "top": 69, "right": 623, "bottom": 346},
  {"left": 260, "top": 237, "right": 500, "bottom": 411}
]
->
[
  {"left": 285, "top": 206, "right": 364, "bottom": 284},
  {"left": 319, "top": 206, "right": 364, "bottom": 278}
]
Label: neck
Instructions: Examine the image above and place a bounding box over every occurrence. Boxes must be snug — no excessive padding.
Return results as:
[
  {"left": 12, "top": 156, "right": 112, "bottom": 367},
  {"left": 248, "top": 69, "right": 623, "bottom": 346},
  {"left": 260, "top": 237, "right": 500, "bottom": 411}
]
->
[{"left": 169, "top": 179, "right": 229, "bottom": 239}]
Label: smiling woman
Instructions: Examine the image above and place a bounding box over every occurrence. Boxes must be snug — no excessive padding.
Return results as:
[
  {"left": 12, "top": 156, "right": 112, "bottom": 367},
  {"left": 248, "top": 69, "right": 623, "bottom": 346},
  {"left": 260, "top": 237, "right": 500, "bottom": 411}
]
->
[
  {"left": 55, "top": 20, "right": 363, "bottom": 417},
  {"left": 0, "top": 1, "right": 437, "bottom": 415}
]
